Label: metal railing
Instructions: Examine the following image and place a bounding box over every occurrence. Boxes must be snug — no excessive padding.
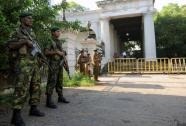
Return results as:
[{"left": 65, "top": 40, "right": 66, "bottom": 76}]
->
[
  {"left": 171, "top": 58, "right": 186, "bottom": 73},
  {"left": 108, "top": 58, "right": 186, "bottom": 74}
]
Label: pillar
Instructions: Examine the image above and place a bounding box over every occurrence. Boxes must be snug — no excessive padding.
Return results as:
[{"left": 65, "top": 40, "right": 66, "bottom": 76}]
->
[
  {"left": 100, "top": 18, "right": 111, "bottom": 60},
  {"left": 143, "top": 12, "right": 156, "bottom": 59}
]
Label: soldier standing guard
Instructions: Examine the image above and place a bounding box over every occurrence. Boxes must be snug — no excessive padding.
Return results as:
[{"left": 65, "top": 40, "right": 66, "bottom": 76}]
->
[
  {"left": 45, "top": 27, "right": 69, "bottom": 109},
  {"left": 93, "top": 49, "right": 101, "bottom": 81},
  {"left": 86, "top": 53, "right": 92, "bottom": 77},
  {"left": 77, "top": 49, "right": 88, "bottom": 75},
  {"left": 7, "top": 12, "right": 45, "bottom": 126}
]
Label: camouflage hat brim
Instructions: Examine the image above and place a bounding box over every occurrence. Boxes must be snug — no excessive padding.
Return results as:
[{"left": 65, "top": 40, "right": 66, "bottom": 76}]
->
[
  {"left": 50, "top": 27, "right": 60, "bottom": 32},
  {"left": 19, "top": 12, "right": 32, "bottom": 18}
]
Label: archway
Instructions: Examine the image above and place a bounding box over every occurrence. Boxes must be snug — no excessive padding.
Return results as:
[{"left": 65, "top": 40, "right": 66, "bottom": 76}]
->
[{"left": 110, "top": 16, "right": 143, "bottom": 58}]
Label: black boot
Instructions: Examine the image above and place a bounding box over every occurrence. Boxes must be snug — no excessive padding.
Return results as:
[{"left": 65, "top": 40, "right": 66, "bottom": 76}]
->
[
  {"left": 29, "top": 105, "right": 45, "bottom": 117},
  {"left": 11, "top": 109, "right": 25, "bottom": 126},
  {"left": 46, "top": 94, "right": 57, "bottom": 109},
  {"left": 58, "top": 95, "right": 70, "bottom": 104}
]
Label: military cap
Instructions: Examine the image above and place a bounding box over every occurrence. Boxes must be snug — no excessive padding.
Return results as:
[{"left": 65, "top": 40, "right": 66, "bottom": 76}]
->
[
  {"left": 50, "top": 26, "right": 60, "bottom": 32},
  {"left": 80, "top": 49, "right": 84, "bottom": 53},
  {"left": 19, "top": 12, "right": 32, "bottom": 18}
]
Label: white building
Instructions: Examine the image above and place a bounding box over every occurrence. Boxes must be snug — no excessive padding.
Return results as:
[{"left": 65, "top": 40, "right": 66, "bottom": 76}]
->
[{"left": 58, "top": 0, "right": 157, "bottom": 73}]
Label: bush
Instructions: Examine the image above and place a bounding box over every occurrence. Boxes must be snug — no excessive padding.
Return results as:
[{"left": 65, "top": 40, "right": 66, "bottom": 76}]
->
[{"left": 0, "top": 94, "right": 12, "bottom": 107}]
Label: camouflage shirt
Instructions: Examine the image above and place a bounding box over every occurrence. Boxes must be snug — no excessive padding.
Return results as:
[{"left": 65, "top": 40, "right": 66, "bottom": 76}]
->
[
  {"left": 46, "top": 38, "right": 63, "bottom": 62},
  {"left": 7, "top": 26, "right": 36, "bottom": 72}
]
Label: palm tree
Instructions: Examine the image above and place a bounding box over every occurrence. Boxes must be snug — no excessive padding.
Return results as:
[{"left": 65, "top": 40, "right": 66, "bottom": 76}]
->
[{"left": 62, "top": 0, "right": 67, "bottom": 21}]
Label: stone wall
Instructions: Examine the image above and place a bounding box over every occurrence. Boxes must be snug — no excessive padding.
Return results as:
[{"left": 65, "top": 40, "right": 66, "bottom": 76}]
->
[{"left": 61, "top": 32, "right": 77, "bottom": 75}]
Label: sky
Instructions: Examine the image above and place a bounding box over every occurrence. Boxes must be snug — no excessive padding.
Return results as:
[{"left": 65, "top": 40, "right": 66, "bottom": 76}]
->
[{"left": 51, "top": 0, "right": 186, "bottom": 11}]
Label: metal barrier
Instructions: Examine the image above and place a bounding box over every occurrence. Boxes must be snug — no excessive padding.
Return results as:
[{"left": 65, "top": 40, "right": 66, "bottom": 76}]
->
[
  {"left": 137, "top": 58, "right": 170, "bottom": 73},
  {"left": 171, "top": 58, "right": 186, "bottom": 73},
  {"left": 108, "top": 58, "right": 136, "bottom": 73},
  {"left": 108, "top": 58, "right": 186, "bottom": 74}
]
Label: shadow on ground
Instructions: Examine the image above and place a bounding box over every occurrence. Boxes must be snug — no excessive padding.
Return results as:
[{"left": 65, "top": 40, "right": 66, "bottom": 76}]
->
[{"left": 0, "top": 86, "right": 186, "bottom": 126}]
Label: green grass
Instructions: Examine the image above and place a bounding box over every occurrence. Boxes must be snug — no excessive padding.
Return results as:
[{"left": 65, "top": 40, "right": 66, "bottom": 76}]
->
[{"left": 63, "top": 72, "right": 95, "bottom": 87}]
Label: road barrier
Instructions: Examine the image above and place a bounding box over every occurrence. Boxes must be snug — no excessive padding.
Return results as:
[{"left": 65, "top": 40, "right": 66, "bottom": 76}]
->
[{"left": 108, "top": 58, "right": 186, "bottom": 74}]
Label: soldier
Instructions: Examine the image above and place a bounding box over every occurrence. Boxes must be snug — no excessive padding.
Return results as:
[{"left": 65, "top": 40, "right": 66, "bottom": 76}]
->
[
  {"left": 77, "top": 49, "right": 88, "bottom": 75},
  {"left": 86, "top": 53, "right": 92, "bottom": 78},
  {"left": 45, "top": 27, "right": 69, "bottom": 109},
  {"left": 7, "top": 12, "right": 45, "bottom": 126},
  {"left": 93, "top": 49, "right": 101, "bottom": 81}
]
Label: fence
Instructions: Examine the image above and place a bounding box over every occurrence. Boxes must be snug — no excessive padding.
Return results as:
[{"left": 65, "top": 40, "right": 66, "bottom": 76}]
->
[{"left": 108, "top": 58, "right": 186, "bottom": 74}]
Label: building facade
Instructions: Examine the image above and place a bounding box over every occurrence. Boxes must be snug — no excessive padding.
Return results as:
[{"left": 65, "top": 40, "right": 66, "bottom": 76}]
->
[{"left": 58, "top": 0, "right": 157, "bottom": 72}]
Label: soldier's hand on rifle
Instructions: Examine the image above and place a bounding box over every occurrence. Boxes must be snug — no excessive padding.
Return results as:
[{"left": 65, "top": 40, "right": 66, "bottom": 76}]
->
[
  {"left": 26, "top": 40, "right": 33, "bottom": 48},
  {"left": 20, "top": 39, "right": 33, "bottom": 48},
  {"left": 56, "top": 50, "right": 64, "bottom": 57}
]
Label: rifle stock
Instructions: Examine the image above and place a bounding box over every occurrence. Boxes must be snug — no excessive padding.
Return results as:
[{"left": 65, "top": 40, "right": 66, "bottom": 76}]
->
[{"left": 60, "top": 55, "right": 71, "bottom": 80}]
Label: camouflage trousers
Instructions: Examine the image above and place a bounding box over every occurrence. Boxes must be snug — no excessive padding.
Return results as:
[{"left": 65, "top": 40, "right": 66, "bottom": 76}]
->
[
  {"left": 12, "top": 57, "right": 41, "bottom": 109},
  {"left": 79, "top": 63, "right": 86, "bottom": 75},
  {"left": 93, "top": 64, "right": 100, "bottom": 81},
  {"left": 46, "top": 61, "right": 63, "bottom": 96}
]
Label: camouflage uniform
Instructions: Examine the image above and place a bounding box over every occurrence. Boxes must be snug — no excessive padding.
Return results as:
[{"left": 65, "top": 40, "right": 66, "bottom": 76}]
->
[
  {"left": 45, "top": 38, "right": 63, "bottom": 96},
  {"left": 9, "top": 26, "right": 41, "bottom": 109},
  {"left": 77, "top": 51, "right": 88, "bottom": 75},
  {"left": 93, "top": 51, "right": 101, "bottom": 81},
  {"left": 85, "top": 54, "right": 92, "bottom": 77}
]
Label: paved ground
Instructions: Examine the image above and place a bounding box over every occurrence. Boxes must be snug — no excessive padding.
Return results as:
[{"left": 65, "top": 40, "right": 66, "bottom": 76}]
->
[{"left": 1, "top": 74, "right": 186, "bottom": 126}]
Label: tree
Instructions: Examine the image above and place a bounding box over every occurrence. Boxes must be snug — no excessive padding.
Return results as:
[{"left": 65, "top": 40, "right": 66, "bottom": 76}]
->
[
  {"left": 0, "top": 0, "right": 33, "bottom": 69},
  {"left": 61, "top": 0, "right": 67, "bottom": 21},
  {"left": 0, "top": 0, "right": 87, "bottom": 45},
  {"left": 66, "top": 1, "right": 89, "bottom": 12},
  {"left": 0, "top": 0, "right": 32, "bottom": 43},
  {"left": 58, "top": 0, "right": 88, "bottom": 21},
  {"left": 0, "top": 0, "right": 86, "bottom": 69},
  {"left": 154, "top": 4, "right": 186, "bottom": 57}
]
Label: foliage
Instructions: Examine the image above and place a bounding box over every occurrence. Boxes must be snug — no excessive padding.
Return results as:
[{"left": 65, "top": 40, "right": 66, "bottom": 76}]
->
[
  {"left": 0, "top": 94, "right": 12, "bottom": 107},
  {"left": 0, "top": 0, "right": 87, "bottom": 46},
  {"left": 66, "top": 1, "right": 89, "bottom": 13},
  {"left": 0, "top": 0, "right": 32, "bottom": 69},
  {"left": 123, "top": 41, "right": 139, "bottom": 52},
  {"left": 63, "top": 72, "right": 95, "bottom": 87},
  {"left": 0, "top": 0, "right": 57, "bottom": 68},
  {"left": 53, "top": 20, "right": 87, "bottom": 32},
  {"left": 154, "top": 4, "right": 186, "bottom": 57},
  {"left": 0, "top": 0, "right": 32, "bottom": 43},
  {"left": 0, "top": 0, "right": 86, "bottom": 68}
]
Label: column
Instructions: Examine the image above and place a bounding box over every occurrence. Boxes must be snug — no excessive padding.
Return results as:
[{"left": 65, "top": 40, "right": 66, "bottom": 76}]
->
[
  {"left": 91, "top": 21, "right": 99, "bottom": 40},
  {"left": 143, "top": 12, "right": 156, "bottom": 59},
  {"left": 100, "top": 18, "right": 111, "bottom": 60},
  {"left": 110, "top": 24, "right": 115, "bottom": 58}
]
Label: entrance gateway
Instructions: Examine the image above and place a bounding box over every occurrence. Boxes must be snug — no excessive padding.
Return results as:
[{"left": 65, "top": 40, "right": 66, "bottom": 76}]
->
[{"left": 59, "top": 0, "right": 156, "bottom": 64}]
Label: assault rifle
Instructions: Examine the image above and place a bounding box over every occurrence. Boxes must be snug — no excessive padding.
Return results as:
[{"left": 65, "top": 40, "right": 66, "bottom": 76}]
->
[
  {"left": 52, "top": 40, "right": 71, "bottom": 80},
  {"left": 32, "top": 41, "right": 53, "bottom": 71},
  {"left": 25, "top": 31, "right": 53, "bottom": 71},
  {"left": 60, "top": 51, "right": 71, "bottom": 80}
]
